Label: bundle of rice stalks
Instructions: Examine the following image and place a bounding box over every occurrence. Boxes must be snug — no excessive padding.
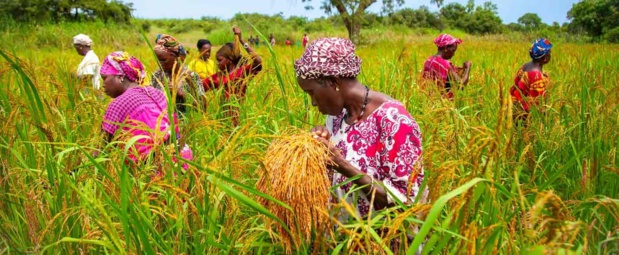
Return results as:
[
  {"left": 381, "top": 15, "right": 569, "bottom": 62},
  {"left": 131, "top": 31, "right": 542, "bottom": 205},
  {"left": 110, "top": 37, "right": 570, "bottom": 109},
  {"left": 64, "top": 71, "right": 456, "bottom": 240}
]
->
[{"left": 256, "top": 132, "right": 331, "bottom": 254}]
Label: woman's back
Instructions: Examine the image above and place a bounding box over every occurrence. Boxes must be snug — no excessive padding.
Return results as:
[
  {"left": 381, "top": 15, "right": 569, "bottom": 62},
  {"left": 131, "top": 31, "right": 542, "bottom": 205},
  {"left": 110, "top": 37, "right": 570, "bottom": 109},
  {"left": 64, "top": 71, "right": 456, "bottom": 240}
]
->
[{"left": 103, "top": 86, "right": 171, "bottom": 160}]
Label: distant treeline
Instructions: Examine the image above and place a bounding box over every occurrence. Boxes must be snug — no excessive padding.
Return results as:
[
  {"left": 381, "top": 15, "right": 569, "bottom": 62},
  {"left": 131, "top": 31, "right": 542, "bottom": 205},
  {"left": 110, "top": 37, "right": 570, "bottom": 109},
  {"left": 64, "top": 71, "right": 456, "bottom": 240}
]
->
[
  {"left": 0, "top": 0, "right": 133, "bottom": 24},
  {"left": 1, "top": 0, "right": 618, "bottom": 43}
]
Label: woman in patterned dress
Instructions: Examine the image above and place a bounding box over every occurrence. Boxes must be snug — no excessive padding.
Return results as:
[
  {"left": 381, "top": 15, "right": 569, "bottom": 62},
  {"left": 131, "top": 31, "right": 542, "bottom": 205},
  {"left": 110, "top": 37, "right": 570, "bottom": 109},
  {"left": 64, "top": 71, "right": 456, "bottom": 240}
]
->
[
  {"left": 422, "top": 34, "right": 472, "bottom": 100},
  {"left": 294, "top": 38, "right": 426, "bottom": 221},
  {"left": 510, "top": 38, "right": 552, "bottom": 125},
  {"left": 99, "top": 51, "right": 192, "bottom": 169},
  {"left": 151, "top": 34, "right": 205, "bottom": 115}
]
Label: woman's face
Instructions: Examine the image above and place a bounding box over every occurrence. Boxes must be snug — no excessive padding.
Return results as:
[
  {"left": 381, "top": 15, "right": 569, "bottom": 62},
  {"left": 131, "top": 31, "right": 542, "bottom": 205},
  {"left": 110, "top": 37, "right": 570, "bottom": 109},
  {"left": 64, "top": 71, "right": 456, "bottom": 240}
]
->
[
  {"left": 543, "top": 51, "right": 552, "bottom": 64},
  {"left": 155, "top": 49, "right": 177, "bottom": 72},
  {"left": 216, "top": 54, "right": 232, "bottom": 72},
  {"left": 297, "top": 77, "right": 343, "bottom": 116},
  {"left": 200, "top": 44, "right": 212, "bottom": 60},
  {"left": 73, "top": 44, "right": 85, "bottom": 56},
  {"left": 443, "top": 44, "right": 458, "bottom": 60},
  {"left": 102, "top": 75, "right": 126, "bottom": 98}
]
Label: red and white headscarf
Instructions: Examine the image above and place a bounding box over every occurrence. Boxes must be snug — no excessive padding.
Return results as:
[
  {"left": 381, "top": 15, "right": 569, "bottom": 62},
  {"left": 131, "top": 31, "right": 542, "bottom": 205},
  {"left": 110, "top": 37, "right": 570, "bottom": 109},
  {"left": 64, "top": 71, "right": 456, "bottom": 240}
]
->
[
  {"left": 294, "top": 38, "right": 362, "bottom": 80},
  {"left": 433, "top": 34, "right": 462, "bottom": 48}
]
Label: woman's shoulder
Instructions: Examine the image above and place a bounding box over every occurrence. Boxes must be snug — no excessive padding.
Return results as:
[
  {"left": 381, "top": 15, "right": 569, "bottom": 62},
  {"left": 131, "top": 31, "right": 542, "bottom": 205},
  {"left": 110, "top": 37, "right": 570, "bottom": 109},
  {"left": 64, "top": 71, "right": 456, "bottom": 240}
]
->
[{"left": 371, "top": 99, "right": 413, "bottom": 121}]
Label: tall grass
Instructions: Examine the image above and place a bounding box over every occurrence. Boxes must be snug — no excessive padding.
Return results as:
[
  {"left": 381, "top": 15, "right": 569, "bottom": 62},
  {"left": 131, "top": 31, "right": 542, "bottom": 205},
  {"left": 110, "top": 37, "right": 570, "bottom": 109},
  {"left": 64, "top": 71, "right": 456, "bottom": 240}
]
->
[{"left": 0, "top": 23, "right": 618, "bottom": 254}]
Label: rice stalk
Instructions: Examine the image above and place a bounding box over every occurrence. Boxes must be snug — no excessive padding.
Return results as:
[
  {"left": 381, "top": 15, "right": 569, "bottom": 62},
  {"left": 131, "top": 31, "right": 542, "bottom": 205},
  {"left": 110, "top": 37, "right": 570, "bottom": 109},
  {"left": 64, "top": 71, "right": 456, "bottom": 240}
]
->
[{"left": 256, "top": 131, "right": 331, "bottom": 254}]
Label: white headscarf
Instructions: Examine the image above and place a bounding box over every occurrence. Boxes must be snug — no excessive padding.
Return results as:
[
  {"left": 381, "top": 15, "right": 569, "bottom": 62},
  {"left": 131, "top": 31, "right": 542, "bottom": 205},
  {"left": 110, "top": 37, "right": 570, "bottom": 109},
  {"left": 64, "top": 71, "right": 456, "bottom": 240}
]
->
[{"left": 73, "top": 34, "right": 93, "bottom": 46}]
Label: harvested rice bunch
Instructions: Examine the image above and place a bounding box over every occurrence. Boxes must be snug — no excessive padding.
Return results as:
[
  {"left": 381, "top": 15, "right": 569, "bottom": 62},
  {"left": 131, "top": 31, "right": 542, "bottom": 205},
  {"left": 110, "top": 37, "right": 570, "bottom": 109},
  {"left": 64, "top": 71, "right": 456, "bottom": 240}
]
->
[{"left": 257, "top": 131, "right": 331, "bottom": 254}]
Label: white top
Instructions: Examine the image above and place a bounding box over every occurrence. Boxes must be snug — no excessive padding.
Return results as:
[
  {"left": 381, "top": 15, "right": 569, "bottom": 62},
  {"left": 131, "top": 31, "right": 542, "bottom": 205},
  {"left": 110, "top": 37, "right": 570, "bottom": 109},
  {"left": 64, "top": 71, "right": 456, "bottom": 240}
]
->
[{"left": 77, "top": 50, "right": 101, "bottom": 90}]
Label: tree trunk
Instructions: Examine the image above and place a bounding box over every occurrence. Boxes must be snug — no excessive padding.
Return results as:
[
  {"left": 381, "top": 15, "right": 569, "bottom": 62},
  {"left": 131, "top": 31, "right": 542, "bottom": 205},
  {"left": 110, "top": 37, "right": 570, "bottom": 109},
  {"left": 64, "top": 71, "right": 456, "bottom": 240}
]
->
[
  {"left": 330, "top": 0, "right": 376, "bottom": 44},
  {"left": 343, "top": 17, "right": 361, "bottom": 44}
]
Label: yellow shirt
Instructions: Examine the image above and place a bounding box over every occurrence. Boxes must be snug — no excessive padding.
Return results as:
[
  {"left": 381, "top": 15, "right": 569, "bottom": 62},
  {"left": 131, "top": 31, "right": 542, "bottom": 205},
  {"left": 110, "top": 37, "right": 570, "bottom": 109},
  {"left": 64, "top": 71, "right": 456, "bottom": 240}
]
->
[{"left": 188, "top": 58, "right": 217, "bottom": 80}]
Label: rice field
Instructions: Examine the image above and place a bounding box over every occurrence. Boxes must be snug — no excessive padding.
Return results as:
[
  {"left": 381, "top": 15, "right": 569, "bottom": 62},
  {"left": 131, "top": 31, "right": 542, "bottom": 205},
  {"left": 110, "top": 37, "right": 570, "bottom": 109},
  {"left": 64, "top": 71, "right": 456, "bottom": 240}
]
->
[{"left": 1, "top": 23, "right": 618, "bottom": 254}]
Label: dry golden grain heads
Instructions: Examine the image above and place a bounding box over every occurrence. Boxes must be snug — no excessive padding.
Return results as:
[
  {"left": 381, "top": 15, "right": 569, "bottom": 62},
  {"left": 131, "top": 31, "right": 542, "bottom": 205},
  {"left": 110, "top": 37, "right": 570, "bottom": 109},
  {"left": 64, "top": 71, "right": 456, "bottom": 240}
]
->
[{"left": 257, "top": 131, "right": 331, "bottom": 254}]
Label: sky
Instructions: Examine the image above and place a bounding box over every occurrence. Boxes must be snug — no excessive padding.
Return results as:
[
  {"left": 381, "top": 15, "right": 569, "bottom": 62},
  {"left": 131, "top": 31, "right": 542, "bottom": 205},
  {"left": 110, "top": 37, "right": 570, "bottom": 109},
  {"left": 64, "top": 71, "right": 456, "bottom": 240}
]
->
[{"left": 128, "top": 0, "right": 580, "bottom": 25}]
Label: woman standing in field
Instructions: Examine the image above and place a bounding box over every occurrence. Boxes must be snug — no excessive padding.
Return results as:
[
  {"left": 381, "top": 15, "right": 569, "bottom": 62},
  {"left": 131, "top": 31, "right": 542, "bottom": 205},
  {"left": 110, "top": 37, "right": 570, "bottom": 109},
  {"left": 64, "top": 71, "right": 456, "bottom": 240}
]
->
[
  {"left": 269, "top": 34, "right": 276, "bottom": 46},
  {"left": 295, "top": 38, "right": 426, "bottom": 222},
  {"left": 302, "top": 33, "right": 309, "bottom": 47},
  {"left": 73, "top": 34, "right": 101, "bottom": 91},
  {"left": 510, "top": 38, "right": 552, "bottom": 124},
  {"left": 422, "top": 34, "right": 472, "bottom": 100},
  {"left": 98, "top": 51, "right": 192, "bottom": 168},
  {"left": 188, "top": 39, "right": 217, "bottom": 80},
  {"left": 202, "top": 27, "right": 262, "bottom": 126},
  {"left": 151, "top": 34, "right": 205, "bottom": 115}
]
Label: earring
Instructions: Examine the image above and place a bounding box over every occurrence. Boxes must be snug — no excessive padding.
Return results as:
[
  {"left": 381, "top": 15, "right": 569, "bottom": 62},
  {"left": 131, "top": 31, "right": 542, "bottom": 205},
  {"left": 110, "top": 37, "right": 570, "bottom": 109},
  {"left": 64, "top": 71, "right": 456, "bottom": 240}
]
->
[
  {"left": 119, "top": 76, "right": 124, "bottom": 83},
  {"left": 335, "top": 86, "right": 340, "bottom": 92}
]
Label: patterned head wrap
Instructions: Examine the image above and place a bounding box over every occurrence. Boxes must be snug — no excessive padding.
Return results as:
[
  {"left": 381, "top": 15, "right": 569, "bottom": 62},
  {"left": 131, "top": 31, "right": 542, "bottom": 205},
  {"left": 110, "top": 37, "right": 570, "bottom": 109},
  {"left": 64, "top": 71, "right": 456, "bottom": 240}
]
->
[
  {"left": 433, "top": 34, "right": 462, "bottom": 48},
  {"left": 529, "top": 38, "right": 552, "bottom": 60},
  {"left": 155, "top": 34, "right": 186, "bottom": 56},
  {"left": 294, "top": 38, "right": 362, "bottom": 80},
  {"left": 100, "top": 51, "right": 146, "bottom": 83},
  {"left": 73, "top": 34, "right": 93, "bottom": 46}
]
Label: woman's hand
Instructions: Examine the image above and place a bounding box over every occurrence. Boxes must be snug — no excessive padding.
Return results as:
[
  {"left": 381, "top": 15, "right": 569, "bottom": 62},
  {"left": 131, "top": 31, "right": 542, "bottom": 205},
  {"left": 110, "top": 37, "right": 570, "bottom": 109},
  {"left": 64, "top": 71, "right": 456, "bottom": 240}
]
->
[
  {"left": 233, "top": 26, "right": 242, "bottom": 37},
  {"left": 311, "top": 126, "right": 331, "bottom": 140},
  {"left": 463, "top": 61, "right": 472, "bottom": 69},
  {"left": 311, "top": 126, "right": 346, "bottom": 170}
]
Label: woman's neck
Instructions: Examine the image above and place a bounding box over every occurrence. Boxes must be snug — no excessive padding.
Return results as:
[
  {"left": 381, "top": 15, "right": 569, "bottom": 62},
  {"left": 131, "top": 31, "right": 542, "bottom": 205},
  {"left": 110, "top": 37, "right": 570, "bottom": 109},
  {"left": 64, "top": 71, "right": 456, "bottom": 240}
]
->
[
  {"left": 124, "top": 82, "right": 140, "bottom": 91},
  {"left": 526, "top": 61, "right": 543, "bottom": 72},
  {"left": 342, "top": 83, "right": 369, "bottom": 123}
]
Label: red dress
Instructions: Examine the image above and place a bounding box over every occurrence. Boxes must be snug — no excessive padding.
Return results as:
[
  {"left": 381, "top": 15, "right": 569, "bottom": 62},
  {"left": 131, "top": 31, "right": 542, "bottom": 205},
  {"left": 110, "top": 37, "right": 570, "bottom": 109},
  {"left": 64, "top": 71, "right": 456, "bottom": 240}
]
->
[
  {"left": 202, "top": 65, "right": 258, "bottom": 99},
  {"left": 422, "top": 55, "right": 455, "bottom": 99},
  {"left": 510, "top": 68, "right": 548, "bottom": 112}
]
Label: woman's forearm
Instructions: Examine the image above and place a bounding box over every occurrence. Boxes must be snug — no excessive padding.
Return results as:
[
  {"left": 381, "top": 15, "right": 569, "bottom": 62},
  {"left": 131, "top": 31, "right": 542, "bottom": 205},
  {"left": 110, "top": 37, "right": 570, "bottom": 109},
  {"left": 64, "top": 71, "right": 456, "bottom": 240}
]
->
[
  {"left": 334, "top": 160, "right": 390, "bottom": 209},
  {"left": 462, "top": 67, "right": 471, "bottom": 85}
]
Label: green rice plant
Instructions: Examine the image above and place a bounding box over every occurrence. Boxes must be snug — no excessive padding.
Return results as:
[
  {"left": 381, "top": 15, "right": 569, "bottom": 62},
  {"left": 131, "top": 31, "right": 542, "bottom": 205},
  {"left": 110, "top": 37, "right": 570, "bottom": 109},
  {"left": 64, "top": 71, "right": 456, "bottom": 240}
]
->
[{"left": 0, "top": 20, "right": 618, "bottom": 254}]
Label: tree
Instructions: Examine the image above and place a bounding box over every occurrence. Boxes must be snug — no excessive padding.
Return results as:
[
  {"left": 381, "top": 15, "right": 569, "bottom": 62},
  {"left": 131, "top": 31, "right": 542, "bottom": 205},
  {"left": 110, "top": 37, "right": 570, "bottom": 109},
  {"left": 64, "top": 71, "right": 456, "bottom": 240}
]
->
[
  {"left": 568, "top": 0, "right": 619, "bottom": 39},
  {"left": 302, "top": 0, "right": 443, "bottom": 43},
  {"left": 389, "top": 6, "right": 442, "bottom": 29},
  {"left": 440, "top": 1, "right": 501, "bottom": 34},
  {"left": 467, "top": 2, "right": 502, "bottom": 34},
  {"left": 440, "top": 2, "right": 469, "bottom": 30},
  {"left": 518, "top": 13, "right": 543, "bottom": 30},
  {"left": 0, "top": 0, "right": 133, "bottom": 24}
]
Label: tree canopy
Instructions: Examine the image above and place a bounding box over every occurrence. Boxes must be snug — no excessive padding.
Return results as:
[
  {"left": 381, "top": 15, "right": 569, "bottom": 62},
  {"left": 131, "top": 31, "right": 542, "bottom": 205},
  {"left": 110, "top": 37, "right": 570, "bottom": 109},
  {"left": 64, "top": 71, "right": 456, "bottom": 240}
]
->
[
  {"left": 568, "top": 0, "right": 619, "bottom": 42},
  {"left": 301, "top": 0, "right": 443, "bottom": 43},
  {"left": 0, "top": 0, "right": 134, "bottom": 24}
]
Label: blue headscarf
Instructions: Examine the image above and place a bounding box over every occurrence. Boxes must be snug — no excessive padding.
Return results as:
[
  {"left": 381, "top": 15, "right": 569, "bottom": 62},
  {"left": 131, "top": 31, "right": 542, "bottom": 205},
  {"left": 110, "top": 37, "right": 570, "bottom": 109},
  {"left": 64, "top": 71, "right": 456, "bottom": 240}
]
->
[{"left": 529, "top": 38, "right": 552, "bottom": 60}]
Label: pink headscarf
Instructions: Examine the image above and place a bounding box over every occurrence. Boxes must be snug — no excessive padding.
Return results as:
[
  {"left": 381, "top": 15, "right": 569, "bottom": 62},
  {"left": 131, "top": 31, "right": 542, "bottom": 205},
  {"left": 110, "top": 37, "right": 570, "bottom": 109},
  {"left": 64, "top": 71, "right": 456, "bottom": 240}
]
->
[
  {"left": 100, "top": 51, "right": 146, "bottom": 83},
  {"left": 294, "top": 38, "right": 362, "bottom": 80},
  {"left": 433, "top": 34, "right": 462, "bottom": 48}
]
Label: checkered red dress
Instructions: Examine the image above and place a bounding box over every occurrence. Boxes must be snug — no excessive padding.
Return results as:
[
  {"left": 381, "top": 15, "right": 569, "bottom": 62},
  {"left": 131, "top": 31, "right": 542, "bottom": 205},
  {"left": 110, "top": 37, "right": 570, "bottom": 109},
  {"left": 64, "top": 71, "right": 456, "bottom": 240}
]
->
[{"left": 102, "top": 86, "right": 192, "bottom": 165}]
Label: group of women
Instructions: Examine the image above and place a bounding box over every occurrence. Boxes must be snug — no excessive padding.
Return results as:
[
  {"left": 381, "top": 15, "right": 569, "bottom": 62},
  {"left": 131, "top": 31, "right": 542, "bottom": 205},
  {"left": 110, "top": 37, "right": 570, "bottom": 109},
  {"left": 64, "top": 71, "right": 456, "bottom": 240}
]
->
[
  {"left": 97, "top": 27, "right": 262, "bottom": 166},
  {"left": 95, "top": 31, "right": 552, "bottom": 224}
]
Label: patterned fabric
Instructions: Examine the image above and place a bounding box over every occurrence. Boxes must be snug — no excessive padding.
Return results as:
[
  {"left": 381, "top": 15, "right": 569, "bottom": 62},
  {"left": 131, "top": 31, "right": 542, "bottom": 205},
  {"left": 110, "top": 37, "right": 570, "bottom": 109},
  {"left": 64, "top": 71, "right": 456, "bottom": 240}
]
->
[
  {"left": 102, "top": 86, "right": 193, "bottom": 167},
  {"left": 433, "top": 34, "right": 462, "bottom": 48},
  {"left": 530, "top": 38, "right": 552, "bottom": 60},
  {"left": 203, "top": 64, "right": 256, "bottom": 99},
  {"left": 422, "top": 55, "right": 455, "bottom": 99},
  {"left": 155, "top": 34, "right": 185, "bottom": 56},
  {"left": 100, "top": 52, "right": 146, "bottom": 83},
  {"left": 151, "top": 68, "right": 205, "bottom": 113},
  {"left": 73, "top": 34, "right": 93, "bottom": 46},
  {"left": 294, "top": 38, "right": 362, "bottom": 80},
  {"left": 326, "top": 100, "right": 426, "bottom": 220},
  {"left": 510, "top": 68, "right": 549, "bottom": 112}
]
